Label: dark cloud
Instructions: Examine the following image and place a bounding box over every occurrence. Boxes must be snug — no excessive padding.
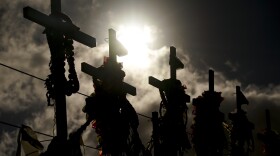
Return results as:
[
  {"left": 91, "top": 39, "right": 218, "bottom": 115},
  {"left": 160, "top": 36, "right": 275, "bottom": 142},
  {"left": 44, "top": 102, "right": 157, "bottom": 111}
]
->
[{"left": 1, "top": 1, "right": 280, "bottom": 156}]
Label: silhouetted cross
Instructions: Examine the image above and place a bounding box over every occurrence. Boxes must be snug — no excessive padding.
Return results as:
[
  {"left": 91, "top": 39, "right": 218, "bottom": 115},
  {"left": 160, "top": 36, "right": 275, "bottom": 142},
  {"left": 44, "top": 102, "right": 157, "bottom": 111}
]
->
[
  {"left": 149, "top": 46, "right": 184, "bottom": 89},
  {"left": 23, "top": 0, "right": 96, "bottom": 141},
  {"left": 81, "top": 29, "right": 136, "bottom": 96},
  {"left": 149, "top": 46, "right": 190, "bottom": 106}
]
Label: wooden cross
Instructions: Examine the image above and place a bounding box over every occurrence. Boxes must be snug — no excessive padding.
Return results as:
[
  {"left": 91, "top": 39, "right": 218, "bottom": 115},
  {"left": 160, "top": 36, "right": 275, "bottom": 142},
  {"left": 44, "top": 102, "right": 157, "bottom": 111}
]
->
[
  {"left": 81, "top": 29, "right": 136, "bottom": 96},
  {"left": 23, "top": 0, "right": 96, "bottom": 142},
  {"left": 149, "top": 47, "right": 189, "bottom": 155},
  {"left": 149, "top": 46, "right": 184, "bottom": 89},
  {"left": 149, "top": 46, "right": 189, "bottom": 103}
]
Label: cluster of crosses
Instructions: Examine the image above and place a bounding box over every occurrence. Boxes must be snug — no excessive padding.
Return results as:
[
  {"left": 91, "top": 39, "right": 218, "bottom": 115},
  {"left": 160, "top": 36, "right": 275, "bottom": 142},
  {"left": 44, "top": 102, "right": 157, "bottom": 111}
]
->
[{"left": 22, "top": 1, "right": 279, "bottom": 156}]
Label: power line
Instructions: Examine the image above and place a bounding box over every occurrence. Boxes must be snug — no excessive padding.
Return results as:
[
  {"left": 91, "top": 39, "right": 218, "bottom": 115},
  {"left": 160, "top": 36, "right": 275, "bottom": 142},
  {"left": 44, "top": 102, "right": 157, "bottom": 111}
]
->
[
  {"left": 0, "top": 62, "right": 152, "bottom": 120},
  {"left": 0, "top": 62, "right": 45, "bottom": 81},
  {"left": 0, "top": 62, "right": 88, "bottom": 97},
  {"left": 0, "top": 120, "right": 53, "bottom": 138},
  {"left": 0, "top": 120, "right": 99, "bottom": 150}
]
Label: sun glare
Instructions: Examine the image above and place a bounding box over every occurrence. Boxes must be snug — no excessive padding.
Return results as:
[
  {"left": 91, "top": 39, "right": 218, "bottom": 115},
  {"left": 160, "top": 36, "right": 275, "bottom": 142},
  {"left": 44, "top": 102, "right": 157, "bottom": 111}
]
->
[{"left": 117, "top": 24, "right": 153, "bottom": 69}]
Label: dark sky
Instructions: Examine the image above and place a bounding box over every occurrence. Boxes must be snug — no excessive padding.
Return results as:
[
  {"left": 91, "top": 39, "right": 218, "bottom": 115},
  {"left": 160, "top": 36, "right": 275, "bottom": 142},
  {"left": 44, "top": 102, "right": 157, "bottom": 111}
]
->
[
  {"left": 129, "top": 0, "right": 280, "bottom": 86},
  {"left": 64, "top": 0, "right": 280, "bottom": 86},
  {"left": 0, "top": 0, "right": 280, "bottom": 155}
]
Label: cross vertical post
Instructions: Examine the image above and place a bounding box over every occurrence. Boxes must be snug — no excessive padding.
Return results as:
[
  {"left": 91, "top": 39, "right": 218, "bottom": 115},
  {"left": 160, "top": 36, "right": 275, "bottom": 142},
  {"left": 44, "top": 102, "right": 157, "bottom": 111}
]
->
[
  {"left": 152, "top": 112, "right": 160, "bottom": 156},
  {"left": 48, "top": 0, "right": 68, "bottom": 142},
  {"left": 51, "top": 0, "right": 61, "bottom": 13},
  {"left": 108, "top": 28, "right": 127, "bottom": 65},
  {"left": 265, "top": 109, "right": 271, "bottom": 130},
  {"left": 170, "top": 46, "right": 177, "bottom": 80},
  {"left": 109, "top": 29, "right": 117, "bottom": 64},
  {"left": 236, "top": 86, "right": 241, "bottom": 111},
  {"left": 169, "top": 46, "right": 184, "bottom": 81},
  {"left": 209, "top": 69, "right": 214, "bottom": 92}
]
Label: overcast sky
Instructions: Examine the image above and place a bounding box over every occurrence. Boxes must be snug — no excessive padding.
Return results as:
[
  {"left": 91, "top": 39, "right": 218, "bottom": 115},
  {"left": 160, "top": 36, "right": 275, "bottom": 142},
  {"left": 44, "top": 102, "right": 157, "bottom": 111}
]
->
[{"left": 0, "top": 0, "right": 280, "bottom": 156}]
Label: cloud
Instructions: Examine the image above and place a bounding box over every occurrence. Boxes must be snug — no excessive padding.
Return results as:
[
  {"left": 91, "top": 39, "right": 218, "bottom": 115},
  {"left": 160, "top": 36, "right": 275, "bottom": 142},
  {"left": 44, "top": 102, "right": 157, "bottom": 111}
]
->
[
  {"left": 225, "top": 60, "right": 239, "bottom": 72},
  {"left": 1, "top": 1, "right": 280, "bottom": 156},
  {"left": 0, "top": 131, "right": 18, "bottom": 156}
]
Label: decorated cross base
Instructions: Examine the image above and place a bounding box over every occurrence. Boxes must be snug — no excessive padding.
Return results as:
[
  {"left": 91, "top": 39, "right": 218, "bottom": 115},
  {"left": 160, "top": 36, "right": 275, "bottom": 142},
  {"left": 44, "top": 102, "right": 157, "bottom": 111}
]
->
[
  {"left": 191, "top": 69, "right": 225, "bottom": 156},
  {"left": 257, "top": 110, "right": 280, "bottom": 156},
  {"left": 149, "top": 46, "right": 191, "bottom": 156},
  {"left": 228, "top": 86, "right": 254, "bottom": 156}
]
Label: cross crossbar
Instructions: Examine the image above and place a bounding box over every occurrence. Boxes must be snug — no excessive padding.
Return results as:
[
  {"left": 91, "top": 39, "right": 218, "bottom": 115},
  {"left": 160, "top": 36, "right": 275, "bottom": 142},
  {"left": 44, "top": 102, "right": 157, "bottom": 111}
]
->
[
  {"left": 148, "top": 76, "right": 164, "bottom": 90},
  {"left": 81, "top": 62, "right": 136, "bottom": 96},
  {"left": 23, "top": 6, "right": 96, "bottom": 48}
]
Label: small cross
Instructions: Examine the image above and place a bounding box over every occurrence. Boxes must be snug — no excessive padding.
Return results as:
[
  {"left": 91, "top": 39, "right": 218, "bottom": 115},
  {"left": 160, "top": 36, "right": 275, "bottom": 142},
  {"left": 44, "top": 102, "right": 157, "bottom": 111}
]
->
[
  {"left": 81, "top": 29, "right": 136, "bottom": 96},
  {"left": 149, "top": 46, "right": 189, "bottom": 103},
  {"left": 149, "top": 46, "right": 184, "bottom": 89}
]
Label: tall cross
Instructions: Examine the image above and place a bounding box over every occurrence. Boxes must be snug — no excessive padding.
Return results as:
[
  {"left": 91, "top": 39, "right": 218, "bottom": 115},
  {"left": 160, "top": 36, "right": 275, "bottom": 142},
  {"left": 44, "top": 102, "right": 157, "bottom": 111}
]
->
[
  {"left": 81, "top": 29, "right": 136, "bottom": 96},
  {"left": 23, "top": 0, "right": 96, "bottom": 142},
  {"left": 149, "top": 46, "right": 190, "bottom": 155}
]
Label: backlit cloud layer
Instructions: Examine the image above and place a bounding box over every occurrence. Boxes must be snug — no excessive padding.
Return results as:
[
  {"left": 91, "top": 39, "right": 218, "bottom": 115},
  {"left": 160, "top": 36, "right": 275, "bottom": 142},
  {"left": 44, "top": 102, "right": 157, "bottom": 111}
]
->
[{"left": 0, "top": 1, "right": 279, "bottom": 156}]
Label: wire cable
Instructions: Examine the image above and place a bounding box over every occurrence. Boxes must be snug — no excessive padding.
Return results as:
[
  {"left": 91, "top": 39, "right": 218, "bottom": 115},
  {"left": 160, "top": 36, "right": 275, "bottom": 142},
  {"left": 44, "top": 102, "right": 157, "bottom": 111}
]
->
[
  {"left": 0, "top": 62, "right": 45, "bottom": 81},
  {"left": 0, "top": 120, "right": 53, "bottom": 138},
  {"left": 0, "top": 62, "right": 152, "bottom": 119},
  {"left": 0, "top": 62, "right": 87, "bottom": 97},
  {"left": 0, "top": 120, "right": 98, "bottom": 150}
]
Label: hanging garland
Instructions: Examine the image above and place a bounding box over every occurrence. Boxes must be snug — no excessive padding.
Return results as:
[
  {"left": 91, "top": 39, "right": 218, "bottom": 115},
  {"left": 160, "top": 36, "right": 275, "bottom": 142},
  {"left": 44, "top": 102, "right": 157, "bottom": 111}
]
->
[
  {"left": 157, "top": 79, "right": 191, "bottom": 155},
  {"left": 191, "top": 91, "right": 226, "bottom": 156},
  {"left": 44, "top": 13, "right": 80, "bottom": 106}
]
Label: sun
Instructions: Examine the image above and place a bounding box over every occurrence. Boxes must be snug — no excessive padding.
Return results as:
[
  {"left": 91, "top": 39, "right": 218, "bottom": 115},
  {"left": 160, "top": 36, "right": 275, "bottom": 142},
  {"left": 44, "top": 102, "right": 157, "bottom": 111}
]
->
[{"left": 116, "top": 24, "right": 153, "bottom": 69}]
